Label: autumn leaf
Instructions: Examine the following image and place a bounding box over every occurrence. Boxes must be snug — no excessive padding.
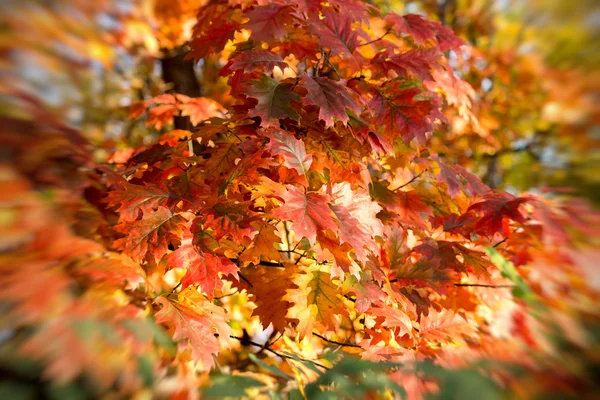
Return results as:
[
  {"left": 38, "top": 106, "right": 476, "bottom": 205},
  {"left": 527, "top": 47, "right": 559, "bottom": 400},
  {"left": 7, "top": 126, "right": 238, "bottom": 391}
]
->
[
  {"left": 166, "top": 244, "right": 238, "bottom": 297},
  {"left": 301, "top": 76, "right": 362, "bottom": 127},
  {"left": 155, "top": 294, "right": 231, "bottom": 369},
  {"left": 244, "top": 75, "right": 301, "bottom": 126},
  {"left": 468, "top": 192, "right": 528, "bottom": 237},
  {"left": 187, "top": 4, "right": 242, "bottom": 60},
  {"left": 221, "top": 50, "right": 288, "bottom": 75},
  {"left": 233, "top": 264, "right": 298, "bottom": 331},
  {"left": 239, "top": 221, "right": 282, "bottom": 264},
  {"left": 368, "top": 80, "right": 444, "bottom": 144},
  {"left": 178, "top": 97, "right": 225, "bottom": 126},
  {"left": 244, "top": 4, "right": 297, "bottom": 44},
  {"left": 286, "top": 268, "right": 344, "bottom": 337},
  {"left": 417, "top": 309, "right": 474, "bottom": 344},
  {"left": 307, "top": 7, "right": 366, "bottom": 68},
  {"left": 105, "top": 181, "right": 172, "bottom": 221},
  {"left": 263, "top": 128, "right": 313, "bottom": 176},
  {"left": 113, "top": 206, "right": 187, "bottom": 263},
  {"left": 369, "top": 306, "right": 413, "bottom": 338},
  {"left": 370, "top": 48, "right": 441, "bottom": 82},
  {"left": 385, "top": 13, "right": 464, "bottom": 51},
  {"left": 271, "top": 185, "right": 338, "bottom": 244}
]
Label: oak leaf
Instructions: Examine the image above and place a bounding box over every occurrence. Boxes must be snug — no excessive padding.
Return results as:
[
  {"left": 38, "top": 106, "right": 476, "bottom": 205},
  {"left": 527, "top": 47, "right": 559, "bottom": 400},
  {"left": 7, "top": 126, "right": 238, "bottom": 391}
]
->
[
  {"left": 154, "top": 295, "right": 231, "bottom": 369},
  {"left": 113, "top": 206, "right": 187, "bottom": 263}
]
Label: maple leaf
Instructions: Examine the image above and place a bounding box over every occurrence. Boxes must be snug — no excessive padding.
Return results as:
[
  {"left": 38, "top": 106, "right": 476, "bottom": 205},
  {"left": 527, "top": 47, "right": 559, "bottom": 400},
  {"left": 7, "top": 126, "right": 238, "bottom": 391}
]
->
[
  {"left": 233, "top": 264, "right": 298, "bottom": 331},
  {"left": 301, "top": 76, "right": 362, "bottom": 127},
  {"left": 385, "top": 13, "right": 464, "bottom": 51},
  {"left": 370, "top": 181, "right": 432, "bottom": 228},
  {"left": 146, "top": 104, "right": 178, "bottom": 130},
  {"left": 244, "top": 75, "right": 301, "bottom": 126},
  {"left": 187, "top": 5, "right": 242, "bottom": 60},
  {"left": 370, "top": 48, "right": 441, "bottom": 81},
  {"left": 467, "top": 192, "right": 528, "bottom": 237},
  {"left": 328, "top": 182, "right": 382, "bottom": 262},
  {"left": 105, "top": 181, "right": 172, "bottom": 221},
  {"left": 436, "top": 162, "right": 490, "bottom": 198},
  {"left": 368, "top": 81, "right": 444, "bottom": 144},
  {"left": 204, "top": 201, "right": 255, "bottom": 242},
  {"left": 437, "top": 162, "right": 462, "bottom": 198},
  {"left": 369, "top": 306, "right": 413, "bottom": 338},
  {"left": 244, "top": 4, "right": 297, "bottom": 44},
  {"left": 178, "top": 97, "right": 225, "bottom": 126},
  {"left": 271, "top": 185, "right": 338, "bottom": 244},
  {"left": 263, "top": 128, "right": 313, "bottom": 176},
  {"left": 113, "top": 206, "right": 187, "bottom": 263},
  {"left": 417, "top": 309, "right": 474, "bottom": 344},
  {"left": 166, "top": 244, "right": 238, "bottom": 297},
  {"left": 221, "top": 50, "right": 288, "bottom": 75},
  {"left": 316, "top": 230, "right": 356, "bottom": 277},
  {"left": 155, "top": 295, "right": 231, "bottom": 369},
  {"left": 203, "top": 135, "right": 242, "bottom": 176},
  {"left": 453, "top": 165, "right": 490, "bottom": 196},
  {"left": 307, "top": 7, "right": 366, "bottom": 69},
  {"left": 343, "top": 273, "right": 386, "bottom": 314},
  {"left": 239, "top": 221, "right": 282, "bottom": 264},
  {"left": 330, "top": 204, "right": 371, "bottom": 262}
]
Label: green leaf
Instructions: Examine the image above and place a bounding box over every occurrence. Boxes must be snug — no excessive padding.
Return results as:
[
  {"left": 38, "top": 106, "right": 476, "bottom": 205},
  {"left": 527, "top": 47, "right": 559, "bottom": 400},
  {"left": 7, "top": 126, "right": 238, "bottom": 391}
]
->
[
  {"left": 203, "top": 375, "right": 266, "bottom": 398},
  {"left": 486, "top": 246, "right": 533, "bottom": 301},
  {"left": 248, "top": 353, "right": 292, "bottom": 379}
]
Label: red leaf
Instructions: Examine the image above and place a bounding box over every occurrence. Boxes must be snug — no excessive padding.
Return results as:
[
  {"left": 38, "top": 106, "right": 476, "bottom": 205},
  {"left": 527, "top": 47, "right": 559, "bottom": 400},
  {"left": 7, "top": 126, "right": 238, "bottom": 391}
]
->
[
  {"left": 178, "top": 97, "right": 225, "bottom": 126},
  {"left": 155, "top": 296, "right": 231, "bottom": 369},
  {"left": 307, "top": 7, "right": 366, "bottom": 69},
  {"left": 243, "top": 75, "right": 301, "bottom": 126},
  {"left": 167, "top": 244, "right": 238, "bottom": 297},
  {"left": 105, "top": 181, "right": 171, "bottom": 221},
  {"left": 368, "top": 81, "right": 443, "bottom": 145},
  {"left": 221, "top": 50, "right": 288, "bottom": 76},
  {"left": 385, "top": 13, "right": 464, "bottom": 51},
  {"left": 301, "top": 76, "right": 362, "bottom": 127},
  {"left": 468, "top": 192, "right": 528, "bottom": 237},
  {"left": 272, "top": 185, "right": 338, "bottom": 244},
  {"left": 187, "top": 4, "right": 242, "bottom": 60},
  {"left": 244, "top": 4, "right": 298, "bottom": 44},
  {"left": 263, "top": 128, "right": 313, "bottom": 176},
  {"left": 370, "top": 48, "right": 441, "bottom": 81},
  {"left": 113, "top": 206, "right": 187, "bottom": 263}
]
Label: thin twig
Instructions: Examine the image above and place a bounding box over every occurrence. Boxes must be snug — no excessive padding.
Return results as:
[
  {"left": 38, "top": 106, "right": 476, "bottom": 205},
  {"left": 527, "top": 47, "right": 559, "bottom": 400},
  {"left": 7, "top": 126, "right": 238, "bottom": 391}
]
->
[
  {"left": 313, "top": 332, "right": 363, "bottom": 349},
  {"left": 398, "top": 169, "right": 427, "bottom": 189},
  {"left": 169, "top": 282, "right": 182, "bottom": 294},
  {"left": 454, "top": 283, "right": 514, "bottom": 288},
  {"left": 358, "top": 28, "right": 392, "bottom": 47},
  {"left": 239, "top": 272, "right": 253, "bottom": 288},
  {"left": 230, "top": 336, "right": 329, "bottom": 370},
  {"left": 215, "top": 288, "right": 239, "bottom": 300},
  {"left": 323, "top": 52, "right": 341, "bottom": 80},
  {"left": 493, "top": 237, "right": 508, "bottom": 248},
  {"left": 388, "top": 278, "right": 513, "bottom": 289}
]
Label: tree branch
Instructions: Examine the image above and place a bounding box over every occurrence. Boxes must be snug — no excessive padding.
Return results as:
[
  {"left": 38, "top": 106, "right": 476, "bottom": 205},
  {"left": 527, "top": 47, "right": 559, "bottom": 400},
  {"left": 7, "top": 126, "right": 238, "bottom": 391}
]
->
[
  {"left": 313, "top": 332, "right": 362, "bottom": 349},
  {"left": 398, "top": 169, "right": 427, "bottom": 189},
  {"left": 358, "top": 28, "right": 392, "bottom": 47},
  {"left": 453, "top": 283, "right": 514, "bottom": 288},
  {"left": 230, "top": 335, "right": 329, "bottom": 370}
]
